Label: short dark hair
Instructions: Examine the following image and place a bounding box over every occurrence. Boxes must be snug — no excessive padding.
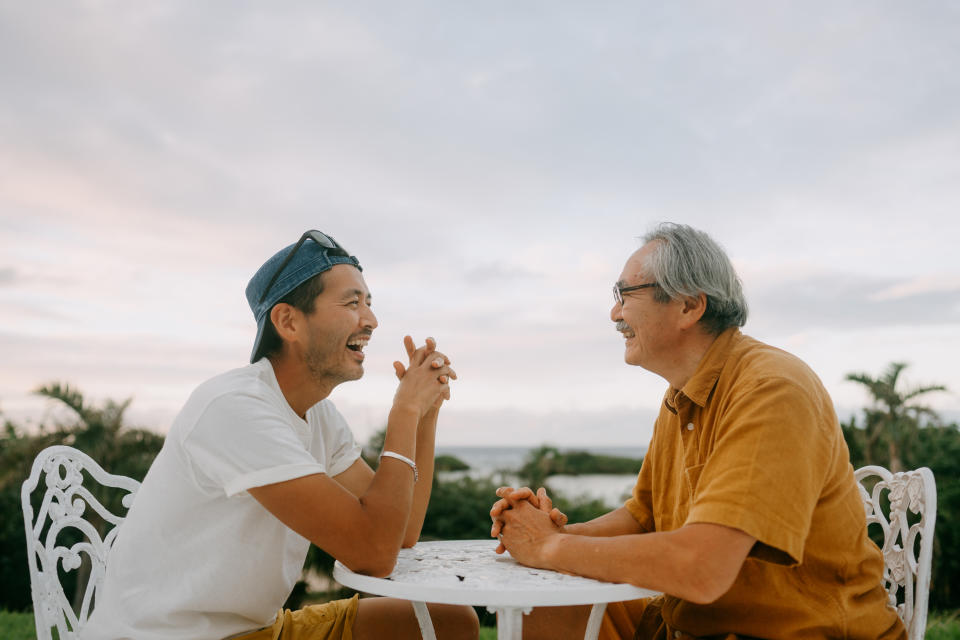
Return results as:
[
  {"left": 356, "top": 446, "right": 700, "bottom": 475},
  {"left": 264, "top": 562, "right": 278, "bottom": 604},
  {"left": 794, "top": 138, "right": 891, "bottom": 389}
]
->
[{"left": 256, "top": 272, "right": 327, "bottom": 361}]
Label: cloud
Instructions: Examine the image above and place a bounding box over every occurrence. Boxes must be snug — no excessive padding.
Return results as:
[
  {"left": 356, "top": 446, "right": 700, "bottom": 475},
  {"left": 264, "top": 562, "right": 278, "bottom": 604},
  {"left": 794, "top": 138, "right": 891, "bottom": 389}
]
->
[
  {"left": 2, "top": 1, "right": 960, "bottom": 445},
  {"left": 748, "top": 272, "right": 960, "bottom": 334},
  {"left": 868, "top": 276, "right": 960, "bottom": 302},
  {"left": 0, "top": 266, "right": 17, "bottom": 285}
]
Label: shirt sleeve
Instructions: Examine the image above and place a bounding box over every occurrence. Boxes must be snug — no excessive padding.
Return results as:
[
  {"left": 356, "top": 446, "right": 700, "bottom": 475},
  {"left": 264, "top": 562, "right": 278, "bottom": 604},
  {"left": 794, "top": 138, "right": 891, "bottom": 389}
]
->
[
  {"left": 684, "top": 375, "right": 836, "bottom": 565},
  {"left": 311, "top": 400, "right": 363, "bottom": 478},
  {"left": 183, "top": 391, "right": 327, "bottom": 497}
]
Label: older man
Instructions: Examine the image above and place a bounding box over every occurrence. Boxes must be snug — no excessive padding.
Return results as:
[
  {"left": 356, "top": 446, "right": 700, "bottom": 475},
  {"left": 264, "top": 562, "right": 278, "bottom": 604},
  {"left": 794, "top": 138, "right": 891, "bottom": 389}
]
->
[
  {"left": 84, "top": 230, "right": 477, "bottom": 640},
  {"left": 491, "top": 223, "right": 904, "bottom": 639}
]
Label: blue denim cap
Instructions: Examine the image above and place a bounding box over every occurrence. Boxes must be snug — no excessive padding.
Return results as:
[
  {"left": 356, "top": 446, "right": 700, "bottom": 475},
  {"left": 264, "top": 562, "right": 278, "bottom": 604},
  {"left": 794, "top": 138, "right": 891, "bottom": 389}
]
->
[{"left": 245, "top": 233, "right": 362, "bottom": 363}]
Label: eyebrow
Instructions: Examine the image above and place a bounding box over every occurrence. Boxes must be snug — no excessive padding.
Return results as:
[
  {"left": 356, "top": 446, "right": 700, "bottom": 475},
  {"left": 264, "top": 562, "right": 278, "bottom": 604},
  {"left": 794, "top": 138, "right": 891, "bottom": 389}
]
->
[
  {"left": 615, "top": 279, "right": 627, "bottom": 288},
  {"left": 341, "top": 289, "right": 372, "bottom": 302}
]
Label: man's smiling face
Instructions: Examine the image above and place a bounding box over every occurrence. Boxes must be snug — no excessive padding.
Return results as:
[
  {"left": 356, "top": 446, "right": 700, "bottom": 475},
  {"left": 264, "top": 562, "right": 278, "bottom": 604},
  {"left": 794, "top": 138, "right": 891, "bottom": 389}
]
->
[
  {"left": 611, "top": 243, "right": 682, "bottom": 376},
  {"left": 302, "top": 264, "right": 377, "bottom": 388}
]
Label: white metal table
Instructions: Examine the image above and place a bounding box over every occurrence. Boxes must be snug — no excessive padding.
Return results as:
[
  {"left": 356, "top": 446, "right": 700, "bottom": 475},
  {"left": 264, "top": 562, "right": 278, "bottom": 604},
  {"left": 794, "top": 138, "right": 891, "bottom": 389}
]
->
[{"left": 333, "top": 539, "right": 658, "bottom": 640}]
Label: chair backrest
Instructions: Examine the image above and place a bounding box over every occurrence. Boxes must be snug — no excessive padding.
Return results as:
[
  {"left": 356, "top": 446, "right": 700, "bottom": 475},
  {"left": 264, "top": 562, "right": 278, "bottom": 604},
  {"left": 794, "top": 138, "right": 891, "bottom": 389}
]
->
[
  {"left": 21, "top": 445, "right": 141, "bottom": 640},
  {"left": 854, "top": 465, "right": 936, "bottom": 640}
]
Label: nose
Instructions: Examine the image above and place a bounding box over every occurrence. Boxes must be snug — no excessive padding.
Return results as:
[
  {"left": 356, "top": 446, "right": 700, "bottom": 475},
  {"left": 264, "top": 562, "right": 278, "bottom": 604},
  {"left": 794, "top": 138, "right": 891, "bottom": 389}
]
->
[
  {"left": 362, "top": 304, "right": 378, "bottom": 330},
  {"left": 610, "top": 300, "right": 622, "bottom": 323}
]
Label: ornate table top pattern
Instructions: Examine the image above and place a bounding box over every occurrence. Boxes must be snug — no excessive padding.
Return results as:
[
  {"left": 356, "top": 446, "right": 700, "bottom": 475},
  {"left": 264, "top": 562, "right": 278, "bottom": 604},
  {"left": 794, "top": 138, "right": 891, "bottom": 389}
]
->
[{"left": 333, "top": 539, "right": 656, "bottom": 608}]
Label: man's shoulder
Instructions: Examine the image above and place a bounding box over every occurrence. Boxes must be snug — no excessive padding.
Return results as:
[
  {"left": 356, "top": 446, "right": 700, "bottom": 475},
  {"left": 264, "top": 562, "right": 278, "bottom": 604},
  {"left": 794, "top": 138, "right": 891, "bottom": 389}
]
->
[
  {"left": 173, "top": 361, "right": 283, "bottom": 435},
  {"left": 729, "top": 334, "right": 818, "bottom": 381},
  {"left": 190, "top": 360, "right": 277, "bottom": 403}
]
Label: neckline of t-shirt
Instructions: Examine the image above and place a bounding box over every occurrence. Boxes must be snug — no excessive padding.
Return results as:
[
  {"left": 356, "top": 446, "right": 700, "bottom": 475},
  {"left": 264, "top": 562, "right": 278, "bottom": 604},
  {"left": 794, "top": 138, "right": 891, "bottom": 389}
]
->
[{"left": 255, "top": 358, "right": 315, "bottom": 433}]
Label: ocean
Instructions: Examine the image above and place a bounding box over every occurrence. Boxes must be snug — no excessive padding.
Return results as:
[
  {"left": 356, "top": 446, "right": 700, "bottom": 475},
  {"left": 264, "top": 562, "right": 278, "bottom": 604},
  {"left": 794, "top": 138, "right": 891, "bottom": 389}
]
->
[{"left": 435, "top": 445, "right": 646, "bottom": 508}]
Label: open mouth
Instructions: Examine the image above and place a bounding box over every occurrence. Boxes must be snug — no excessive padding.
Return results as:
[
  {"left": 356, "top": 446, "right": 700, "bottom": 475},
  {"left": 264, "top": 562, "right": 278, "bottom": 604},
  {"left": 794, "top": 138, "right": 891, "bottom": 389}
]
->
[{"left": 346, "top": 335, "right": 370, "bottom": 354}]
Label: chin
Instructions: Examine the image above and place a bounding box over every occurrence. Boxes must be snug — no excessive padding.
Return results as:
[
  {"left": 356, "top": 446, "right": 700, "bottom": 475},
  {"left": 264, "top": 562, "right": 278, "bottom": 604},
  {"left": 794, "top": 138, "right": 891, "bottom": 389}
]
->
[{"left": 346, "top": 365, "right": 364, "bottom": 381}]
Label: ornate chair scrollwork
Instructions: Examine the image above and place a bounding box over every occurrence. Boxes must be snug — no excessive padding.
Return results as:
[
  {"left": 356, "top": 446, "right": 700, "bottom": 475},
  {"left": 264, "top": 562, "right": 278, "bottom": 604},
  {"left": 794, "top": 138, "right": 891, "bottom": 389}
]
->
[
  {"left": 855, "top": 465, "right": 936, "bottom": 640},
  {"left": 21, "top": 445, "right": 141, "bottom": 640}
]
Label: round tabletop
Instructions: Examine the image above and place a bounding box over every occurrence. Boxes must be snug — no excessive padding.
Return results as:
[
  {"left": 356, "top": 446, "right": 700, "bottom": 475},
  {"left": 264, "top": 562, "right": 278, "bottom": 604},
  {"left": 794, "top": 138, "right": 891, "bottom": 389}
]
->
[{"left": 333, "top": 539, "right": 657, "bottom": 608}]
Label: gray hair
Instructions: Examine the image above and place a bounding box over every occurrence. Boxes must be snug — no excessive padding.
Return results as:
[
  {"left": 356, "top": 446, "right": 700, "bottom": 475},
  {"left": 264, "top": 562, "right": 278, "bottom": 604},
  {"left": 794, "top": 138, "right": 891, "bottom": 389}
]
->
[{"left": 640, "top": 223, "right": 748, "bottom": 335}]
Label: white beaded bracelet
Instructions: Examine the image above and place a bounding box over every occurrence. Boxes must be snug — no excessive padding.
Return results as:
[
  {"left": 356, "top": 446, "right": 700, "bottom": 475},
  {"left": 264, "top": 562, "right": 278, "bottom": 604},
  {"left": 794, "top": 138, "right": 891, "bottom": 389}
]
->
[{"left": 380, "top": 450, "right": 418, "bottom": 483}]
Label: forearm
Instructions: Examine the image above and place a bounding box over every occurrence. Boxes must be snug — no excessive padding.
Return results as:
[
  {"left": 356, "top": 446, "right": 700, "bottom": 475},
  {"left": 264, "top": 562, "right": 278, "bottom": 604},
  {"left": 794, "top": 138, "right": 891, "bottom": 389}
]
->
[
  {"left": 401, "top": 407, "right": 438, "bottom": 546},
  {"left": 360, "top": 406, "right": 420, "bottom": 559},
  {"left": 538, "top": 524, "right": 750, "bottom": 604},
  {"left": 564, "top": 505, "right": 644, "bottom": 537}
]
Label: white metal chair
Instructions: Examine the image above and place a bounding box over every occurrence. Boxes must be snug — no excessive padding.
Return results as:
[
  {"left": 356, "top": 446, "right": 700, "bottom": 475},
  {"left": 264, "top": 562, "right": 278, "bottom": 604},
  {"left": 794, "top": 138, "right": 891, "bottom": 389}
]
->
[
  {"left": 855, "top": 465, "right": 936, "bottom": 640},
  {"left": 21, "top": 445, "right": 141, "bottom": 640}
]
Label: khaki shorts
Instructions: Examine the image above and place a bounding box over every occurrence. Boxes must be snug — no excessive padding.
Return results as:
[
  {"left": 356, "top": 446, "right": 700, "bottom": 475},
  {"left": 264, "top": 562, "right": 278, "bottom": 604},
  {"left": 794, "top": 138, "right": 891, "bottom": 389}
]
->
[{"left": 232, "top": 595, "right": 359, "bottom": 640}]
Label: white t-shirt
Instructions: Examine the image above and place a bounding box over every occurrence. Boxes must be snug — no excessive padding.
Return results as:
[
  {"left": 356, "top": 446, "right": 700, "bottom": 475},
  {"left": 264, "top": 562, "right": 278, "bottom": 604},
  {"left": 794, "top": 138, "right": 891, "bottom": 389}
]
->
[{"left": 82, "top": 359, "right": 363, "bottom": 640}]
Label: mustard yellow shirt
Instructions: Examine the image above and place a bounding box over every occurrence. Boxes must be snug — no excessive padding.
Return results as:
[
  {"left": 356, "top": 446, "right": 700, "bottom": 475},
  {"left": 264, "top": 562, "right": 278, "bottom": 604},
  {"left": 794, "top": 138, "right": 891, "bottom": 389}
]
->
[{"left": 622, "top": 329, "right": 905, "bottom": 639}]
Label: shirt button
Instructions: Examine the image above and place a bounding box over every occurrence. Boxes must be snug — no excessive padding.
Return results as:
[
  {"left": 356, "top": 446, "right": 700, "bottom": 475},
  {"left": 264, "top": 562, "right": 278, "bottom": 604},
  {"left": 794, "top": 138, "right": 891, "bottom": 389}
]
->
[{"left": 686, "top": 422, "right": 694, "bottom": 431}]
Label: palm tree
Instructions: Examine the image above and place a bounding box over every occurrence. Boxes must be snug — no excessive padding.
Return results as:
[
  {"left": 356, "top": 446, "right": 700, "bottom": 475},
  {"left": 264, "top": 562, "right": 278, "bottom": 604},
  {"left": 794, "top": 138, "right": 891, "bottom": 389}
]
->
[{"left": 845, "top": 362, "right": 947, "bottom": 472}]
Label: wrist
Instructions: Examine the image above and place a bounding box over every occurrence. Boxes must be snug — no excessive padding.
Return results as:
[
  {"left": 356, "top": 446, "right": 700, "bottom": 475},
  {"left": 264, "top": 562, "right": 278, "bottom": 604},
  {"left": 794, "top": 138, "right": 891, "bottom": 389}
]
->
[
  {"left": 389, "top": 403, "right": 420, "bottom": 425},
  {"left": 540, "top": 532, "right": 565, "bottom": 570},
  {"left": 419, "top": 406, "right": 440, "bottom": 429}
]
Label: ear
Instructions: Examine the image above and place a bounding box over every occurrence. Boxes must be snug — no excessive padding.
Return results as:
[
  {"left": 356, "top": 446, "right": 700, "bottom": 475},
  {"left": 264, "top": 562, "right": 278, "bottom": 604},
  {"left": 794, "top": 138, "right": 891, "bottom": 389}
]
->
[
  {"left": 678, "top": 293, "right": 707, "bottom": 330},
  {"left": 270, "top": 303, "right": 304, "bottom": 346}
]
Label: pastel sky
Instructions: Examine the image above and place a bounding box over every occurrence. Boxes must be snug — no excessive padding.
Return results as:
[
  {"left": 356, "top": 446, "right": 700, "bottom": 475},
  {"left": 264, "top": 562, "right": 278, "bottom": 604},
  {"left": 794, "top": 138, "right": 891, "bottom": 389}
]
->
[{"left": 2, "top": 2, "right": 958, "bottom": 447}]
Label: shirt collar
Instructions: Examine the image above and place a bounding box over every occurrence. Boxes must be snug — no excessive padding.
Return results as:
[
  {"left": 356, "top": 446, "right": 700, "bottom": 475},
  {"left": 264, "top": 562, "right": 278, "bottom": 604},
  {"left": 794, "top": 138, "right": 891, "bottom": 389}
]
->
[{"left": 668, "top": 327, "right": 743, "bottom": 408}]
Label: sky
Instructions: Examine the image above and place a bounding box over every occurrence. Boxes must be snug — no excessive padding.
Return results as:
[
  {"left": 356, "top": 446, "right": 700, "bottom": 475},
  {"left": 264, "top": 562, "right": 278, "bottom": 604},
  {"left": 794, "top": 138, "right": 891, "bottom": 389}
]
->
[{"left": 1, "top": 2, "right": 958, "bottom": 448}]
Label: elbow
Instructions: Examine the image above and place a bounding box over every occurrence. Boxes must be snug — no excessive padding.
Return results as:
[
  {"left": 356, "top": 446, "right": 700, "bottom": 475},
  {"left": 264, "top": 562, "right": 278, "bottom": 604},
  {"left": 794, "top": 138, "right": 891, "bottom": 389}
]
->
[
  {"left": 678, "top": 559, "right": 739, "bottom": 605},
  {"left": 333, "top": 528, "right": 401, "bottom": 578},
  {"left": 682, "top": 580, "right": 731, "bottom": 605},
  {"left": 349, "top": 547, "right": 399, "bottom": 578}
]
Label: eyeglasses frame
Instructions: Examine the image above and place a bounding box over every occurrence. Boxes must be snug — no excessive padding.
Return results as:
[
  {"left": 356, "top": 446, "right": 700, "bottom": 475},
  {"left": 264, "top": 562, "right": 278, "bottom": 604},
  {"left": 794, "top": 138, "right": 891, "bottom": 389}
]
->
[{"left": 613, "top": 282, "right": 660, "bottom": 306}]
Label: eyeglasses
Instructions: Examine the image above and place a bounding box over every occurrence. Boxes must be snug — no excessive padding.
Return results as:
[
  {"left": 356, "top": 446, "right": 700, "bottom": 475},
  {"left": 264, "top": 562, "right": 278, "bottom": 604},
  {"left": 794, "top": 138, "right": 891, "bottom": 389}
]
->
[
  {"left": 613, "top": 282, "right": 659, "bottom": 306},
  {"left": 258, "top": 230, "right": 351, "bottom": 304}
]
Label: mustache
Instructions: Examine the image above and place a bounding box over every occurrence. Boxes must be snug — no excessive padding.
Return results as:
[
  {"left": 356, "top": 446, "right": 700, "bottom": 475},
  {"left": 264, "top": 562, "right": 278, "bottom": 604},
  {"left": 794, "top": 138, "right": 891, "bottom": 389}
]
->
[{"left": 615, "top": 320, "right": 631, "bottom": 332}]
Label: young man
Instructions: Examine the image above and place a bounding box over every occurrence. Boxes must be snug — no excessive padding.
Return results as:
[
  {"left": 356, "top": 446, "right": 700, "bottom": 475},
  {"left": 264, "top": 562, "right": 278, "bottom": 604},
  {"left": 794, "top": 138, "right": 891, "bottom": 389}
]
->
[
  {"left": 84, "top": 230, "right": 478, "bottom": 640},
  {"left": 490, "top": 223, "right": 905, "bottom": 639}
]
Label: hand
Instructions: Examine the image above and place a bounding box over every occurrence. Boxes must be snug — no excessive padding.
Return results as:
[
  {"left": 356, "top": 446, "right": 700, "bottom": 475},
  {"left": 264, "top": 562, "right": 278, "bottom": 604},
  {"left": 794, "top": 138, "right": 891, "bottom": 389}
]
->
[
  {"left": 490, "top": 486, "right": 567, "bottom": 554},
  {"left": 495, "top": 496, "right": 564, "bottom": 568},
  {"left": 391, "top": 336, "right": 457, "bottom": 416},
  {"left": 393, "top": 336, "right": 457, "bottom": 408}
]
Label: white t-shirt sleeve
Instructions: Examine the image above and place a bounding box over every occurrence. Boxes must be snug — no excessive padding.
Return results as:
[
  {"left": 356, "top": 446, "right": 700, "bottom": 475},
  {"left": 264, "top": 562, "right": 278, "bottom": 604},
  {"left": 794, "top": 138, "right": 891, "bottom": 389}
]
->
[
  {"left": 183, "top": 391, "right": 327, "bottom": 497},
  {"left": 312, "top": 400, "right": 363, "bottom": 478}
]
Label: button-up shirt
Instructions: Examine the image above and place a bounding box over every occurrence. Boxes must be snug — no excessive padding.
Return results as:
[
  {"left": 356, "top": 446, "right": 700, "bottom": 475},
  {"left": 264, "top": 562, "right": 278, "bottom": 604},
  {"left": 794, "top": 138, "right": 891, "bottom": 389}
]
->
[{"left": 622, "top": 328, "right": 905, "bottom": 639}]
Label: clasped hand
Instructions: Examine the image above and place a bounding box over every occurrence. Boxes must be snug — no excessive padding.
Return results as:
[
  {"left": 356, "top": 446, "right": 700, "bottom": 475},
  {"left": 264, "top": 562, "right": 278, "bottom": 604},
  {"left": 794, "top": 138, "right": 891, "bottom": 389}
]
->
[
  {"left": 392, "top": 336, "right": 457, "bottom": 416},
  {"left": 489, "top": 486, "right": 568, "bottom": 567}
]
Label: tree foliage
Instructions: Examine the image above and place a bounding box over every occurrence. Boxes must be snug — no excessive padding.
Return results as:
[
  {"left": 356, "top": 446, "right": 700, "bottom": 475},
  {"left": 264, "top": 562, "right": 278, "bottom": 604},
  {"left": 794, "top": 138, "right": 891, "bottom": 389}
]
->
[
  {"left": 845, "top": 362, "right": 947, "bottom": 472},
  {"left": 842, "top": 362, "right": 957, "bottom": 610},
  {"left": 0, "top": 384, "right": 164, "bottom": 612}
]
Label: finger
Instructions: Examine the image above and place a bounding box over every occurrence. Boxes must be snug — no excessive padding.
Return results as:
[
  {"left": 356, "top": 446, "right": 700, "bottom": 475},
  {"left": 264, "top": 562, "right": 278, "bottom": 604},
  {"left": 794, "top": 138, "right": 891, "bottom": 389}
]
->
[
  {"left": 495, "top": 542, "right": 506, "bottom": 554},
  {"left": 427, "top": 349, "right": 451, "bottom": 366},
  {"left": 537, "top": 487, "right": 553, "bottom": 513},
  {"left": 508, "top": 487, "right": 538, "bottom": 507},
  {"left": 447, "top": 367, "right": 458, "bottom": 381},
  {"left": 393, "top": 361, "right": 406, "bottom": 380},
  {"left": 550, "top": 508, "right": 568, "bottom": 527},
  {"left": 496, "top": 486, "right": 517, "bottom": 498},
  {"left": 403, "top": 335, "right": 416, "bottom": 359},
  {"left": 424, "top": 337, "right": 436, "bottom": 354}
]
